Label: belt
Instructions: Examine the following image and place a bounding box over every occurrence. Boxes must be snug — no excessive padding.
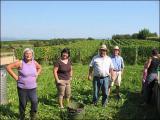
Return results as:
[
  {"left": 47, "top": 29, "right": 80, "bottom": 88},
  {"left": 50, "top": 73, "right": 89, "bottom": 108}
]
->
[
  {"left": 94, "top": 76, "right": 109, "bottom": 79},
  {"left": 113, "top": 70, "right": 121, "bottom": 72}
]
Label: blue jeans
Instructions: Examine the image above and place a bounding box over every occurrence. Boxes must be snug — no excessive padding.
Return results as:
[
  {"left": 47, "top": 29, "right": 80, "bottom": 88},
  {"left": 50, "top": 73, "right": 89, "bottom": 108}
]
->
[
  {"left": 17, "top": 87, "right": 38, "bottom": 120},
  {"left": 92, "top": 76, "right": 109, "bottom": 105}
]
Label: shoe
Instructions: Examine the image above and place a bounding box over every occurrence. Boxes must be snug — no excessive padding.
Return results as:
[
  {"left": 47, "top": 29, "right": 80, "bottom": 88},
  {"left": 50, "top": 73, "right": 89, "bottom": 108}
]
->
[
  {"left": 102, "top": 100, "right": 108, "bottom": 108},
  {"left": 30, "top": 112, "right": 37, "bottom": 120},
  {"left": 102, "top": 103, "right": 107, "bottom": 108},
  {"left": 19, "top": 113, "right": 25, "bottom": 120},
  {"left": 59, "top": 106, "right": 64, "bottom": 109}
]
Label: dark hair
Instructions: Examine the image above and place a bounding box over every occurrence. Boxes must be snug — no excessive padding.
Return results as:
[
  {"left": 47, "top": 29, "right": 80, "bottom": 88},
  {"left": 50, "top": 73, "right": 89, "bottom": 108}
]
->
[
  {"left": 61, "top": 48, "right": 70, "bottom": 57},
  {"left": 152, "top": 48, "right": 158, "bottom": 56}
]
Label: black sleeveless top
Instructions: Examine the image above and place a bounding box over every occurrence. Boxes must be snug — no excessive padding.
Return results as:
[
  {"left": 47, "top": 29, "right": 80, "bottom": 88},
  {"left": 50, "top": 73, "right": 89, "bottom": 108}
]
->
[{"left": 147, "top": 57, "right": 160, "bottom": 74}]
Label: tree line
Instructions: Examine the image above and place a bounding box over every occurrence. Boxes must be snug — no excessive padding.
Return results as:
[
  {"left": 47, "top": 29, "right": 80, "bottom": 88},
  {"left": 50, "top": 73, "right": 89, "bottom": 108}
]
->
[{"left": 112, "top": 28, "right": 159, "bottom": 40}]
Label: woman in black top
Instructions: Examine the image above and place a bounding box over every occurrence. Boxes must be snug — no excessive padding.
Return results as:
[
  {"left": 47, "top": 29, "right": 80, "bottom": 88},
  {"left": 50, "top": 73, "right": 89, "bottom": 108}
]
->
[
  {"left": 53, "top": 48, "right": 72, "bottom": 108},
  {"left": 144, "top": 48, "right": 160, "bottom": 104}
]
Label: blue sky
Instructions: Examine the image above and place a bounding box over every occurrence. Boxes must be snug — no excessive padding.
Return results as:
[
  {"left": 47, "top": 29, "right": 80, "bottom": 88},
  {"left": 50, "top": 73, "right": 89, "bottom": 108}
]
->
[{"left": 1, "top": 1, "right": 159, "bottom": 40}]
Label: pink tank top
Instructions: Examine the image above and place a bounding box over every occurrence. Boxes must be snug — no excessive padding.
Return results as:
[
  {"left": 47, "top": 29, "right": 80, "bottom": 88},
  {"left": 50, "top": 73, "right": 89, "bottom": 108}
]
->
[{"left": 18, "top": 60, "right": 37, "bottom": 89}]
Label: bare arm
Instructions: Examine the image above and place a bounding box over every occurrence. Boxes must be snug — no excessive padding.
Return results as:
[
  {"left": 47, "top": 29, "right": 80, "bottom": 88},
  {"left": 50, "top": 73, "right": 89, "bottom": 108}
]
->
[
  {"left": 34, "top": 61, "right": 42, "bottom": 76},
  {"left": 88, "top": 67, "right": 93, "bottom": 80},
  {"left": 145, "top": 58, "right": 152, "bottom": 69},
  {"left": 6, "top": 61, "right": 21, "bottom": 81},
  {"left": 53, "top": 66, "right": 59, "bottom": 83},
  {"left": 142, "top": 58, "right": 152, "bottom": 75},
  {"left": 69, "top": 66, "right": 73, "bottom": 80},
  {"left": 109, "top": 68, "right": 114, "bottom": 80}
]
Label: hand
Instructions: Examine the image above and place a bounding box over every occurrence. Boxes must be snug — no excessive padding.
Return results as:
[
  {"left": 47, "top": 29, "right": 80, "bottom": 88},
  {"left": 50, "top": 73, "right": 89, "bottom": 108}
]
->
[
  {"left": 109, "top": 76, "right": 113, "bottom": 82},
  {"left": 57, "top": 80, "right": 65, "bottom": 85},
  {"left": 35, "top": 73, "right": 38, "bottom": 79},
  {"left": 144, "top": 69, "right": 147, "bottom": 73},
  {"left": 111, "top": 77, "right": 114, "bottom": 82},
  {"left": 15, "top": 76, "right": 19, "bottom": 81},
  {"left": 142, "top": 79, "right": 145, "bottom": 83},
  {"left": 88, "top": 75, "right": 92, "bottom": 80},
  {"left": 69, "top": 76, "right": 72, "bottom": 81},
  {"left": 57, "top": 79, "right": 61, "bottom": 84}
]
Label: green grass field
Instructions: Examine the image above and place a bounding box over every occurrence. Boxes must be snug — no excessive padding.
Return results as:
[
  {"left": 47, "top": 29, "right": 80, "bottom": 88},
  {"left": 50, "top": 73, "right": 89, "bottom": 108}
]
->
[{"left": 0, "top": 64, "right": 159, "bottom": 120}]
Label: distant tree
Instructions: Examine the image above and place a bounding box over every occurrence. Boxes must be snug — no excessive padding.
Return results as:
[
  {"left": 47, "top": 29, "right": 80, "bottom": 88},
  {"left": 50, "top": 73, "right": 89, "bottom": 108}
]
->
[
  {"left": 8, "top": 44, "right": 15, "bottom": 50},
  {"left": 123, "top": 34, "right": 132, "bottom": 39},
  {"left": 87, "top": 37, "right": 94, "bottom": 40},
  {"left": 112, "top": 34, "right": 131, "bottom": 39},
  {"left": 33, "top": 41, "right": 40, "bottom": 47},
  {"left": 138, "top": 28, "right": 150, "bottom": 39},
  {"left": 112, "top": 34, "right": 121, "bottom": 39},
  {"left": 149, "top": 32, "right": 158, "bottom": 37},
  {"left": 132, "top": 33, "right": 139, "bottom": 39},
  {"left": 111, "top": 28, "right": 157, "bottom": 40},
  {"left": 19, "top": 45, "right": 23, "bottom": 48}
]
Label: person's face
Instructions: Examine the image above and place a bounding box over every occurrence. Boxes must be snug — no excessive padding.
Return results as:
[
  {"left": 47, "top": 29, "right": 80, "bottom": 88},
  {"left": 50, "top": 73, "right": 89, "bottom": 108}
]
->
[
  {"left": 62, "top": 52, "right": 69, "bottom": 59},
  {"left": 99, "top": 49, "right": 107, "bottom": 57},
  {"left": 24, "top": 51, "right": 33, "bottom": 61},
  {"left": 114, "top": 49, "right": 119, "bottom": 56}
]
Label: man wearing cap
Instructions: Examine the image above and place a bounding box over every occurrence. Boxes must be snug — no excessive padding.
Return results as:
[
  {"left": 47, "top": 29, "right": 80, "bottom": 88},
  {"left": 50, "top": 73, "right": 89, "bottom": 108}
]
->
[
  {"left": 88, "top": 44, "right": 114, "bottom": 107},
  {"left": 108, "top": 46, "right": 124, "bottom": 99}
]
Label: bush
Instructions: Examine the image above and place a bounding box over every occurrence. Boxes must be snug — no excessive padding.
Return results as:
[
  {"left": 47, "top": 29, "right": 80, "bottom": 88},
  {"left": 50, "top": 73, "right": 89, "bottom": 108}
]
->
[
  {"left": 137, "top": 46, "right": 160, "bottom": 64},
  {"left": 121, "top": 47, "right": 137, "bottom": 65},
  {"left": 146, "top": 37, "right": 160, "bottom": 42}
]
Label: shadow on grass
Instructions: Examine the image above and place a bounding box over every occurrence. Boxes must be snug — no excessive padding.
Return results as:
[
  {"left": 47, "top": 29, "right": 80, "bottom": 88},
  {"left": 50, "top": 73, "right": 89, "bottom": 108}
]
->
[
  {"left": 115, "top": 90, "right": 160, "bottom": 120},
  {"left": 0, "top": 103, "right": 18, "bottom": 118},
  {"left": 71, "top": 89, "right": 92, "bottom": 105},
  {"left": 38, "top": 94, "right": 58, "bottom": 107}
]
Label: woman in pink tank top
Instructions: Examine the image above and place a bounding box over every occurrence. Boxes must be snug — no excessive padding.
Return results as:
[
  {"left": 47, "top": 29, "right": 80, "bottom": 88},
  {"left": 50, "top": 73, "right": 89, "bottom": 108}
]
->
[{"left": 6, "top": 48, "right": 41, "bottom": 120}]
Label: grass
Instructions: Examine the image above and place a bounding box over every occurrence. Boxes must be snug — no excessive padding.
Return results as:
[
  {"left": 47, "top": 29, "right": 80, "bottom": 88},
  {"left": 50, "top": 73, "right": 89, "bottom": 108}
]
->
[{"left": 0, "top": 64, "right": 159, "bottom": 120}]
